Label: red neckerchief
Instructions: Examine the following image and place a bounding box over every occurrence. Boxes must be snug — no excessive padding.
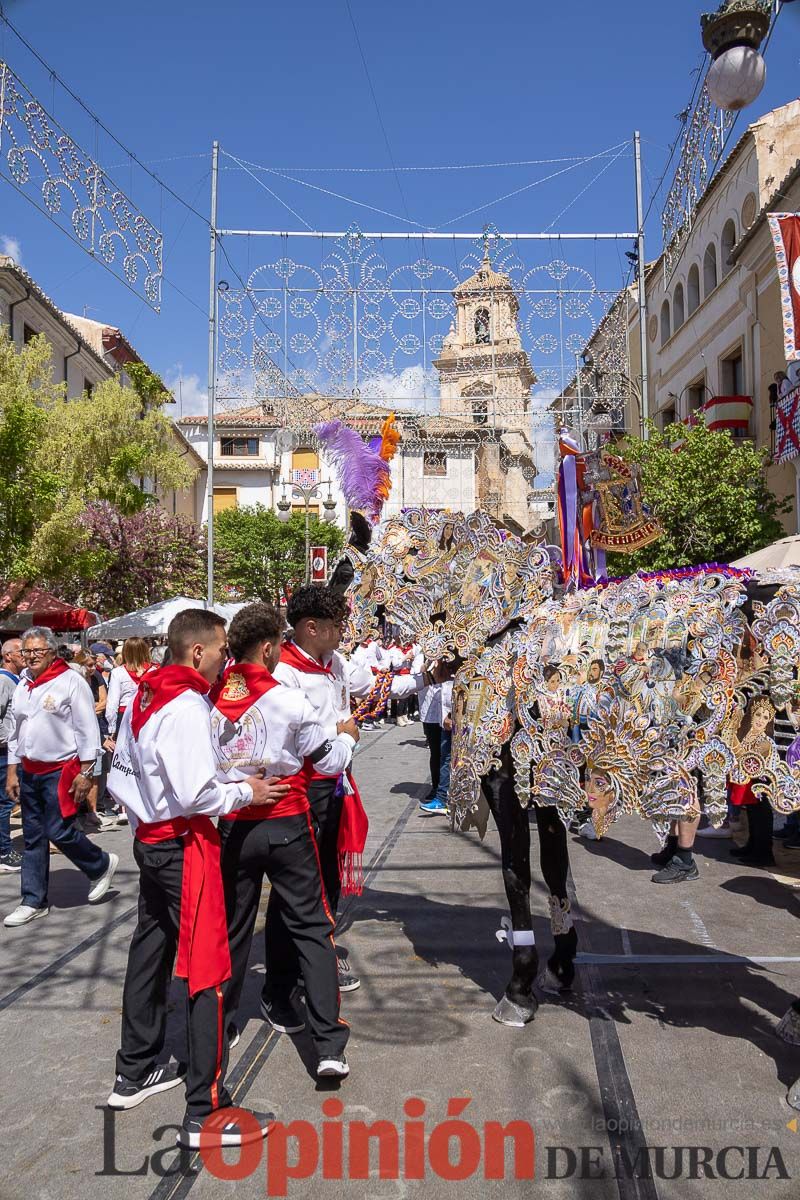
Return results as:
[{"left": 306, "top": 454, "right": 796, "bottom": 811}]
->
[
  {"left": 280, "top": 640, "right": 334, "bottom": 678},
  {"left": 26, "top": 658, "right": 70, "bottom": 692},
  {"left": 125, "top": 663, "right": 153, "bottom": 683},
  {"left": 210, "top": 661, "right": 279, "bottom": 722},
  {"left": 131, "top": 664, "right": 210, "bottom": 739}
]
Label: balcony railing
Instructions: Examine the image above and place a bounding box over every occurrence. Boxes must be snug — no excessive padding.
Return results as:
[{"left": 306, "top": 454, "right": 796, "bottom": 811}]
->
[{"left": 775, "top": 384, "right": 800, "bottom": 464}]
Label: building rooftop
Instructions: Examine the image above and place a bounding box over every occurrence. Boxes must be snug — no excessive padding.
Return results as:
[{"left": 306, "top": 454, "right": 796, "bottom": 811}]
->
[{"left": 0, "top": 256, "right": 110, "bottom": 374}]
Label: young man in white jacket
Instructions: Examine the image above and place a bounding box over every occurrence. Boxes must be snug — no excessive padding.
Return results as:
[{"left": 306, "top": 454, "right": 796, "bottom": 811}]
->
[
  {"left": 272, "top": 585, "right": 417, "bottom": 992},
  {"left": 4, "top": 627, "right": 118, "bottom": 927},
  {"left": 211, "top": 602, "right": 356, "bottom": 1079},
  {"left": 107, "top": 608, "right": 287, "bottom": 1150}
]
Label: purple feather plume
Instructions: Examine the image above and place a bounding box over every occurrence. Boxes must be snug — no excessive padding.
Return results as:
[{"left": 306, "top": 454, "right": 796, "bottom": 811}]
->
[{"left": 315, "top": 420, "right": 391, "bottom": 520}]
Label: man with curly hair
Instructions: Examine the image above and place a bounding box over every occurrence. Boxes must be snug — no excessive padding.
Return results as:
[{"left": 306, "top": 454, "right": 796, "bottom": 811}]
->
[
  {"left": 271, "top": 585, "right": 416, "bottom": 992},
  {"left": 211, "top": 602, "right": 357, "bottom": 1079}
]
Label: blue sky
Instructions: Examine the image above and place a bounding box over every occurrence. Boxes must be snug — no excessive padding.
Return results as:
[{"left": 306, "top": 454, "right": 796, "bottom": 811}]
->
[{"left": 1, "top": 0, "right": 798, "bottom": 424}]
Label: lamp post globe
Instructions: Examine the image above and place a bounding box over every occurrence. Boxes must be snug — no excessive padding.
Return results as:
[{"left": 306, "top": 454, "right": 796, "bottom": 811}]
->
[
  {"left": 276, "top": 498, "right": 291, "bottom": 523},
  {"left": 706, "top": 44, "right": 766, "bottom": 110},
  {"left": 701, "top": 2, "right": 769, "bottom": 112},
  {"left": 322, "top": 498, "right": 337, "bottom": 524}
]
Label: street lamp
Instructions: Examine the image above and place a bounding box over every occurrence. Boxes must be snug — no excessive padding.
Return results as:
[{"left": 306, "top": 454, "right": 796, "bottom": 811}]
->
[
  {"left": 701, "top": 2, "right": 770, "bottom": 111},
  {"left": 275, "top": 471, "right": 337, "bottom": 583}
]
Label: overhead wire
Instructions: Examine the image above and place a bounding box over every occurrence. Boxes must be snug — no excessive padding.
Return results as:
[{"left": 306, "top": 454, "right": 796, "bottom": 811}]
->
[
  {"left": 341, "top": 0, "right": 411, "bottom": 224},
  {"left": 433, "top": 142, "right": 630, "bottom": 231}
]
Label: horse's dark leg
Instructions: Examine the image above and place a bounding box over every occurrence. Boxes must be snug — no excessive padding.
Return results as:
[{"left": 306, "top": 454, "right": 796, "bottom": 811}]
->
[
  {"left": 482, "top": 743, "right": 538, "bottom": 1026},
  {"left": 533, "top": 805, "right": 578, "bottom": 990}
]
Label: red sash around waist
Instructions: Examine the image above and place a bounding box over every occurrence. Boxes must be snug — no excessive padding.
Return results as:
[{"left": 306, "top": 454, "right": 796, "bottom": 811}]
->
[
  {"left": 21, "top": 756, "right": 82, "bottom": 820},
  {"left": 222, "top": 760, "right": 312, "bottom": 821},
  {"left": 136, "top": 815, "right": 231, "bottom": 997}
]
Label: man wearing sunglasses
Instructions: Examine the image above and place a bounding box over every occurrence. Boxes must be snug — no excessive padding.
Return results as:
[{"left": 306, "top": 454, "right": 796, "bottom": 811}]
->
[{"left": 4, "top": 627, "right": 118, "bottom": 927}]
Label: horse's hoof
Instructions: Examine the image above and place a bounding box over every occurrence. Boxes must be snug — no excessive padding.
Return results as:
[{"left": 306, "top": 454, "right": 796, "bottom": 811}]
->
[
  {"left": 788, "top": 1077, "right": 800, "bottom": 1111},
  {"left": 777, "top": 1007, "right": 800, "bottom": 1046},
  {"left": 492, "top": 994, "right": 538, "bottom": 1027},
  {"left": 536, "top": 966, "right": 564, "bottom": 995}
]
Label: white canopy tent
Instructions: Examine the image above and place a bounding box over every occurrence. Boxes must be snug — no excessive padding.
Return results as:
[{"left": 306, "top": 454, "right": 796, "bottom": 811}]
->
[
  {"left": 729, "top": 536, "right": 800, "bottom": 572},
  {"left": 85, "top": 597, "right": 245, "bottom": 642}
]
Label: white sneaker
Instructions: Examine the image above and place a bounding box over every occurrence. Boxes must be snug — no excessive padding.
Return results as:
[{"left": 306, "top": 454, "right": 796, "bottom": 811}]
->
[
  {"left": 317, "top": 1056, "right": 350, "bottom": 1078},
  {"left": 4, "top": 904, "right": 50, "bottom": 927},
  {"left": 88, "top": 852, "right": 119, "bottom": 903},
  {"left": 579, "top": 820, "right": 597, "bottom": 841},
  {"left": 696, "top": 823, "right": 732, "bottom": 839}
]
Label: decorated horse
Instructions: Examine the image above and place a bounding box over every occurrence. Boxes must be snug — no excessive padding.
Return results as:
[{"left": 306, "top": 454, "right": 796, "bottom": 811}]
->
[{"left": 337, "top": 505, "right": 800, "bottom": 1035}]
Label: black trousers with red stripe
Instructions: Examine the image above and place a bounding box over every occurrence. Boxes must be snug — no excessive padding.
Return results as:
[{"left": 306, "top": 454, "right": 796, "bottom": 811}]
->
[
  {"left": 220, "top": 810, "right": 348, "bottom": 1059},
  {"left": 115, "top": 838, "right": 231, "bottom": 1119}
]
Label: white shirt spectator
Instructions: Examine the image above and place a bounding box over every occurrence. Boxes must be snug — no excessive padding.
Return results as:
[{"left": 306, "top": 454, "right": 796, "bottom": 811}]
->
[{"left": 8, "top": 668, "right": 100, "bottom": 766}]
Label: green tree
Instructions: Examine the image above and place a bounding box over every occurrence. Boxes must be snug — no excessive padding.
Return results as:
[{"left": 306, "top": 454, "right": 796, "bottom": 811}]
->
[
  {"left": 0, "top": 331, "right": 198, "bottom": 582},
  {"left": 214, "top": 504, "right": 345, "bottom": 602},
  {"left": 606, "top": 420, "right": 790, "bottom": 576},
  {"left": 48, "top": 501, "right": 206, "bottom": 616},
  {"left": 0, "top": 331, "right": 63, "bottom": 576}
]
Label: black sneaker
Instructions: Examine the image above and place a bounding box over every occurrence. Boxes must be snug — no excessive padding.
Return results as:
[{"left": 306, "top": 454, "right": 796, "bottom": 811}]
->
[
  {"left": 107, "top": 1061, "right": 186, "bottom": 1110},
  {"left": 651, "top": 856, "right": 699, "bottom": 884},
  {"left": 0, "top": 849, "right": 22, "bottom": 873},
  {"left": 650, "top": 837, "right": 678, "bottom": 867},
  {"left": 337, "top": 955, "right": 361, "bottom": 993},
  {"left": 227, "top": 1023, "right": 240, "bottom": 1049},
  {"left": 317, "top": 1055, "right": 350, "bottom": 1078},
  {"left": 176, "top": 1107, "right": 274, "bottom": 1149},
  {"left": 260, "top": 996, "right": 305, "bottom": 1034}
]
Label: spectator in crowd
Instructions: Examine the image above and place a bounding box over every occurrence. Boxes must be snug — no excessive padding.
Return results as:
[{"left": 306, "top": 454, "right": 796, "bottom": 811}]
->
[
  {"left": 105, "top": 639, "right": 153, "bottom": 742},
  {"left": 419, "top": 662, "right": 455, "bottom": 817},
  {"left": 3, "top": 627, "right": 118, "bottom": 927},
  {"left": 0, "top": 638, "right": 23, "bottom": 872}
]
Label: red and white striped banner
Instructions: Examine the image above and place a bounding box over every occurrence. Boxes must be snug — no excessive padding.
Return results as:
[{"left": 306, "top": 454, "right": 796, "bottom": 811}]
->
[{"left": 768, "top": 213, "right": 800, "bottom": 362}]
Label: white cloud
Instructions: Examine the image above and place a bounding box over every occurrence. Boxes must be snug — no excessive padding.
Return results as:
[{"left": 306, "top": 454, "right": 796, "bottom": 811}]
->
[
  {"left": 0, "top": 235, "right": 23, "bottom": 267},
  {"left": 164, "top": 368, "right": 207, "bottom": 418},
  {"left": 364, "top": 364, "right": 440, "bottom": 414}
]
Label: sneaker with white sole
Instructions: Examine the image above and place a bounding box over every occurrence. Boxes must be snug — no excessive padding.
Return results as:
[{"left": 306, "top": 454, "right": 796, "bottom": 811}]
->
[
  {"left": 260, "top": 996, "right": 306, "bottom": 1034},
  {"left": 695, "top": 823, "right": 732, "bottom": 839},
  {"left": 88, "top": 852, "right": 119, "bottom": 903},
  {"left": 317, "top": 1056, "right": 349, "bottom": 1078},
  {"left": 107, "top": 1061, "right": 186, "bottom": 1110},
  {"left": 578, "top": 820, "right": 598, "bottom": 840},
  {"left": 227, "top": 1023, "right": 240, "bottom": 1049},
  {"left": 4, "top": 903, "right": 50, "bottom": 927},
  {"left": 177, "top": 1107, "right": 274, "bottom": 1149},
  {"left": 0, "top": 849, "right": 23, "bottom": 872},
  {"left": 337, "top": 955, "right": 361, "bottom": 992}
]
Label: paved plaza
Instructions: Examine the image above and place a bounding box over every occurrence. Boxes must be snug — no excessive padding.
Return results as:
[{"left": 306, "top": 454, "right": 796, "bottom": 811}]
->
[{"left": 2, "top": 723, "right": 800, "bottom": 1199}]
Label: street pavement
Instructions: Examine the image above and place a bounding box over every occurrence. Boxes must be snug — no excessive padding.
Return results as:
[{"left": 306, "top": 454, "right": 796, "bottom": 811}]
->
[{"left": 2, "top": 721, "right": 800, "bottom": 1199}]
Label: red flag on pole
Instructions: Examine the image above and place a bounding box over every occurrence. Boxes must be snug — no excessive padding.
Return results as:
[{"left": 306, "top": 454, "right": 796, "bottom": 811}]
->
[
  {"left": 768, "top": 214, "right": 800, "bottom": 361},
  {"left": 310, "top": 546, "right": 328, "bottom": 582}
]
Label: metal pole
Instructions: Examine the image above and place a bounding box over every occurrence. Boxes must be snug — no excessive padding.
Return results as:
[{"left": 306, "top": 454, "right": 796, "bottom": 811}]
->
[
  {"left": 206, "top": 140, "right": 220, "bottom": 604},
  {"left": 575, "top": 353, "right": 585, "bottom": 450},
  {"left": 304, "top": 493, "right": 311, "bottom": 585},
  {"left": 634, "top": 131, "right": 649, "bottom": 439}
]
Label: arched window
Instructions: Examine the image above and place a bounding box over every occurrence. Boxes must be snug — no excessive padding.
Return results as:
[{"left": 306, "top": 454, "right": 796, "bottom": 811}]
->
[
  {"left": 703, "top": 242, "right": 718, "bottom": 296},
  {"left": 687, "top": 264, "right": 701, "bottom": 315},
  {"left": 660, "top": 299, "right": 671, "bottom": 346},
  {"left": 474, "top": 307, "right": 490, "bottom": 344},
  {"left": 721, "top": 219, "right": 736, "bottom": 277},
  {"left": 673, "top": 283, "right": 685, "bottom": 331}
]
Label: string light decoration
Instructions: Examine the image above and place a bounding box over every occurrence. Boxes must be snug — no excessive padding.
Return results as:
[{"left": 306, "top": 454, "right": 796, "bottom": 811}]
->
[
  {"left": 0, "top": 60, "right": 163, "bottom": 310},
  {"left": 215, "top": 225, "right": 631, "bottom": 475}
]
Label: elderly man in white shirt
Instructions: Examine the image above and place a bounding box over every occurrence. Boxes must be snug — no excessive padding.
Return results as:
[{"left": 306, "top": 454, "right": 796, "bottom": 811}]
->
[{"left": 3, "top": 627, "right": 118, "bottom": 928}]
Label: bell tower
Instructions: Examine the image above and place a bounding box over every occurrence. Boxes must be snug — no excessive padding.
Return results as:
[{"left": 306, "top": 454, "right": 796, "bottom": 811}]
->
[{"left": 433, "top": 246, "right": 538, "bottom": 528}]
